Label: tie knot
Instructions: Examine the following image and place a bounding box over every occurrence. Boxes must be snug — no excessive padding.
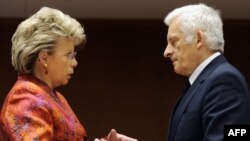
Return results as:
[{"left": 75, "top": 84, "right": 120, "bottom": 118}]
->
[{"left": 182, "top": 80, "right": 191, "bottom": 94}]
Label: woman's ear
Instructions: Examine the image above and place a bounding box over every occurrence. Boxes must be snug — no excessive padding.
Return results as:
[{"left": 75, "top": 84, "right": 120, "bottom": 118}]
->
[
  {"left": 38, "top": 51, "right": 48, "bottom": 66},
  {"left": 197, "top": 30, "right": 205, "bottom": 49}
]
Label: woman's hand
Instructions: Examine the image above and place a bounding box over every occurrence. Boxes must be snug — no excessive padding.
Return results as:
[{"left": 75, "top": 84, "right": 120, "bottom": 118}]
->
[{"left": 94, "top": 129, "right": 137, "bottom": 141}]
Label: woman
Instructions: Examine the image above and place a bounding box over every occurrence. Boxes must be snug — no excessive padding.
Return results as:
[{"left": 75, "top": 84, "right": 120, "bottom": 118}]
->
[
  {"left": 0, "top": 7, "right": 87, "bottom": 141},
  {"left": 0, "top": 6, "right": 137, "bottom": 141},
  {"left": 0, "top": 119, "right": 8, "bottom": 140}
]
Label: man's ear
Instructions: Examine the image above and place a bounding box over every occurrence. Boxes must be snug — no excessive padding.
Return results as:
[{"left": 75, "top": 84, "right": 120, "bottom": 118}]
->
[
  {"left": 38, "top": 51, "right": 48, "bottom": 65},
  {"left": 197, "top": 30, "right": 205, "bottom": 49}
]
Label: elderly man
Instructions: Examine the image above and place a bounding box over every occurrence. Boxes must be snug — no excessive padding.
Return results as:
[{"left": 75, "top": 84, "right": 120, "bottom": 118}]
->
[{"left": 163, "top": 3, "right": 250, "bottom": 141}]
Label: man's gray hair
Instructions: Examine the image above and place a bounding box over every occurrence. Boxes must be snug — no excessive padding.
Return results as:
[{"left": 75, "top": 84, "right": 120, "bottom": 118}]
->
[{"left": 164, "top": 3, "right": 224, "bottom": 52}]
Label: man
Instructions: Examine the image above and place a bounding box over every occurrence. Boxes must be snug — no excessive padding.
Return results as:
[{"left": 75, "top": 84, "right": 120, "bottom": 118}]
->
[{"left": 164, "top": 3, "right": 250, "bottom": 141}]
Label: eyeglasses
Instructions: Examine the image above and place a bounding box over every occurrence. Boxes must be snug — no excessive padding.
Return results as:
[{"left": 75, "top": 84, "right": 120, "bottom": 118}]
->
[{"left": 66, "top": 52, "right": 77, "bottom": 60}]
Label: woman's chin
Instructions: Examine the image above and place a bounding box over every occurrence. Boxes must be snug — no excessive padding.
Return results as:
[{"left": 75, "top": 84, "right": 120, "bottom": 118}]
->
[{"left": 61, "top": 80, "right": 69, "bottom": 86}]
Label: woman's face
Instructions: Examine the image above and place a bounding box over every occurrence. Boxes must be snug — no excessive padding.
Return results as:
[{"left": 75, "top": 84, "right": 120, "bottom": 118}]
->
[{"left": 46, "top": 38, "right": 78, "bottom": 88}]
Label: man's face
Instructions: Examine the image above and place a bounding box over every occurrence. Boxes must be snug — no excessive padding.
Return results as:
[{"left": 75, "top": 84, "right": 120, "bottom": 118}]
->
[{"left": 164, "top": 19, "right": 199, "bottom": 77}]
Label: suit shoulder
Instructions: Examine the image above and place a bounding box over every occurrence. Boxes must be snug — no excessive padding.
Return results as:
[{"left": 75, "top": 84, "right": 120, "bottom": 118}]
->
[
  {"left": 205, "top": 62, "right": 249, "bottom": 93},
  {"left": 210, "top": 62, "right": 246, "bottom": 81}
]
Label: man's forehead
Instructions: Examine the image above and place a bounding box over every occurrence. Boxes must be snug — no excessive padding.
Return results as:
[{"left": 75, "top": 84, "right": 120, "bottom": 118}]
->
[{"left": 167, "top": 30, "right": 180, "bottom": 40}]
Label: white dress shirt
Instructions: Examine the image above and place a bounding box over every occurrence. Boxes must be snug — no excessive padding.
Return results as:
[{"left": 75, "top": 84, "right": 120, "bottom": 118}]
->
[{"left": 189, "top": 52, "right": 221, "bottom": 85}]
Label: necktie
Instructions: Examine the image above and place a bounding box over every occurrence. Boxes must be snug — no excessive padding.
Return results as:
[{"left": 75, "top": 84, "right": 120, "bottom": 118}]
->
[
  {"left": 168, "top": 80, "right": 191, "bottom": 141},
  {"left": 172, "top": 80, "right": 190, "bottom": 113},
  {"left": 182, "top": 80, "right": 191, "bottom": 95}
]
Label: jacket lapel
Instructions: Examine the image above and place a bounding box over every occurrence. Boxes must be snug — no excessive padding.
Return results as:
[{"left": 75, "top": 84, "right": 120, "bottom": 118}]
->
[{"left": 168, "top": 55, "right": 228, "bottom": 141}]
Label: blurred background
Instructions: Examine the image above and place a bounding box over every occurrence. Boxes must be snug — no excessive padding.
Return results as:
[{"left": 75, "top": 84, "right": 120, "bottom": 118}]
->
[{"left": 0, "top": 0, "right": 250, "bottom": 140}]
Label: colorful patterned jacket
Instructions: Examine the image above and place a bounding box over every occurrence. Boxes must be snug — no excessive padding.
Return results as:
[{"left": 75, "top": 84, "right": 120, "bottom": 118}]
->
[{"left": 1, "top": 74, "right": 87, "bottom": 141}]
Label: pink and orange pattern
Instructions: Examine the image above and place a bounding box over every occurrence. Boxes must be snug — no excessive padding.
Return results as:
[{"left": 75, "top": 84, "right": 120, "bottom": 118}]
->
[{"left": 1, "top": 74, "right": 87, "bottom": 141}]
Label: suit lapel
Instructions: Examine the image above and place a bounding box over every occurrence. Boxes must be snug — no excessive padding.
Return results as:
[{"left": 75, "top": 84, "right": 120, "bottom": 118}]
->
[
  {"left": 168, "top": 55, "right": 228, "bottom": 141},
  {"left": 169, "top": 81, "right": 201, "bottom": 141}
]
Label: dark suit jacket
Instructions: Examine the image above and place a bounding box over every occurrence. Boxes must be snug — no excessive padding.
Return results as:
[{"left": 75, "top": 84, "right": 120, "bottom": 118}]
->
[{"left": 168, "top": 55, "right": 250, "bottom": 141}]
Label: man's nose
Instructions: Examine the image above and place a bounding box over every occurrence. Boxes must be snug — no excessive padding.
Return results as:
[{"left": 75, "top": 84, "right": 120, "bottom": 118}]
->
[{"left": 163, "top": 44, "right": 173, "bottom": 58}]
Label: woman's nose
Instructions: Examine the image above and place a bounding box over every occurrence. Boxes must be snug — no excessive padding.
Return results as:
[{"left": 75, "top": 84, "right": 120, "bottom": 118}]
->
[{"left": 72, "top": 58, "right": 78, "bottom": 68}]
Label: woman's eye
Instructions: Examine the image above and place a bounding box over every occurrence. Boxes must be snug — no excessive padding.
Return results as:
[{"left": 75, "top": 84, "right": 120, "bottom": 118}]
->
[{"left": 66, "top": 52, "right": 77, "bottom": 60}]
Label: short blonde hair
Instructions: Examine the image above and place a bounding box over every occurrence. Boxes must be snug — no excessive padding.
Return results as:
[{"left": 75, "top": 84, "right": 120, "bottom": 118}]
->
[{"left": 11, "top": 7, "right": 86, "bottom": 74}]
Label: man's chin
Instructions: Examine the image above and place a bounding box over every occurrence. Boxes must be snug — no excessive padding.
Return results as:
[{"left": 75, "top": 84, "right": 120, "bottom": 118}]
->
[{"left": 174, "top": 68, "right": 185, "bottom": 76}]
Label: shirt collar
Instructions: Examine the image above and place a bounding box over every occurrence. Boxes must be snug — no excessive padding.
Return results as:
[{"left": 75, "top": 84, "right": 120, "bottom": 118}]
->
[{"left": 189, "top": 52, "right": 221, "bottom": 85}]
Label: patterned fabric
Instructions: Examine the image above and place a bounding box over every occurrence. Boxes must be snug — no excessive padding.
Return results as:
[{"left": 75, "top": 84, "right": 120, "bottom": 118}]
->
[
  {"left": 1, "top": 74, "right": 87, "bottom": 141},
  {"left": 0, "top": 117, "right": 8, "bottom": 141}
]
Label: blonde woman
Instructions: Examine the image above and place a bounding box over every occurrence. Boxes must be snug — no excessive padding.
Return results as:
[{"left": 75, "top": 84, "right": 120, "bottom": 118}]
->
[
  {"left": 1, "top": 7, "right": 87, "bottom": 141},
  {"left": 0, "top": 6, "right": 138, "bottom": 141}
]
